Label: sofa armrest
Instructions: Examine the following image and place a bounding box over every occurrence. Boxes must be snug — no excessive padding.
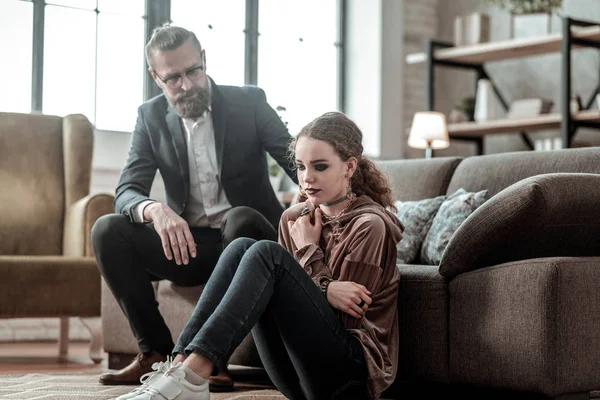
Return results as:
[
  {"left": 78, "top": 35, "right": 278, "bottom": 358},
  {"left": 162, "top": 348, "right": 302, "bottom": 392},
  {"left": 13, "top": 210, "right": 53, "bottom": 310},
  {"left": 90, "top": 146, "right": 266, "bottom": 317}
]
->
[
  {"left": 439, "top": 173, "right": 600, "bottom": 278},
  {"left": 63, "top": 192, "right": 115, "bottom": 257}
]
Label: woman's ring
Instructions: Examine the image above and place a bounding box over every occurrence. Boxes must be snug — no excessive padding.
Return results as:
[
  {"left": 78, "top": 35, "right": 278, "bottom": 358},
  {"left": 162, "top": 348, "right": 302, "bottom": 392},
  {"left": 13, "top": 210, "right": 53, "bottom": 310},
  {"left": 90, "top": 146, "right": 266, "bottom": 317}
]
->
[
  {"left": 357, "top": 299, "right": 366, "bottom": 308},
  {"left": 300, "top": 208, "right": 310, "bottom": 216}
]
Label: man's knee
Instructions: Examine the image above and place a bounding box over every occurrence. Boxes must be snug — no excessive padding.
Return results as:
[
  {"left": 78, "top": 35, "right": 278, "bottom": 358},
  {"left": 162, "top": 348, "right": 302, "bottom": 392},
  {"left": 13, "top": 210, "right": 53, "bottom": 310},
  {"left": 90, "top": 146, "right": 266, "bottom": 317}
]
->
[
  {"left": 221, "top": 206, "right": 273, "bottom": 246},
  {"left": 91, "top": 213, "right": 129, "bottom": 250}
]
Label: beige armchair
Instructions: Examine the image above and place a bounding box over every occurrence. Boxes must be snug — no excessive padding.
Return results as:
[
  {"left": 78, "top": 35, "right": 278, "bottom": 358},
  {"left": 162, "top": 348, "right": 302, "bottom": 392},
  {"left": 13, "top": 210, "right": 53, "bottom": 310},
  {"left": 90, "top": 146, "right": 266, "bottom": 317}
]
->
[{"left": 0, "top": 112, "right": 114, "bottom": 362}]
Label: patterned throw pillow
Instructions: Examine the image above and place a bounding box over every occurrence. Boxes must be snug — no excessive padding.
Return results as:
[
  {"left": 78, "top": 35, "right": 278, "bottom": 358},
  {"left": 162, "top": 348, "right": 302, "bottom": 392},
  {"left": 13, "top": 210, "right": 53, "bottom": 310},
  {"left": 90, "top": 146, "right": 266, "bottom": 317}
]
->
[
  {"left": 420, "top": 188, "right": 490, "bottom": 265},
  {"left": 394, "top": 195, "right": 446, "bottom": 264}
]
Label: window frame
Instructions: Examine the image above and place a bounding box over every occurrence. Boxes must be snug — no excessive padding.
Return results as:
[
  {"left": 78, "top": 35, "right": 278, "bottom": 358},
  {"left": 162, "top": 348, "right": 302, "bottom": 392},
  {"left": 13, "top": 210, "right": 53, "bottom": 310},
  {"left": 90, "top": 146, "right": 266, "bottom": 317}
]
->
[{"left": 21, "top": 0, "right": 346, "bottom": 125}]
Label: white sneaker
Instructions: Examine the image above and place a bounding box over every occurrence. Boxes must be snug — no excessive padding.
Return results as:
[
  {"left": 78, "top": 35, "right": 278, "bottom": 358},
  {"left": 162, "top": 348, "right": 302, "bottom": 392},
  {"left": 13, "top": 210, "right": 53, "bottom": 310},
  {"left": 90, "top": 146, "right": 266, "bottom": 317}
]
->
[
  {"left": 115, "top": 356, "right": 174, "bottom": 400},
  {"left": 127, "top": 362, "right": 209, "bottom": 400}
]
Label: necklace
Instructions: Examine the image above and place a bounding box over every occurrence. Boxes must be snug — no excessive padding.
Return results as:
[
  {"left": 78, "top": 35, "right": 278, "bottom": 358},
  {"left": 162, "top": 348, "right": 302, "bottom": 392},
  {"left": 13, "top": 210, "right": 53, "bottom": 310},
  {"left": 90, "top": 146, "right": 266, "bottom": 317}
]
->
[
  {"left": 321, "top": 194, "right": 357, "bottom": 222},
  {"left": 322, "top": 193, "right": 350, "bottom": 207}
]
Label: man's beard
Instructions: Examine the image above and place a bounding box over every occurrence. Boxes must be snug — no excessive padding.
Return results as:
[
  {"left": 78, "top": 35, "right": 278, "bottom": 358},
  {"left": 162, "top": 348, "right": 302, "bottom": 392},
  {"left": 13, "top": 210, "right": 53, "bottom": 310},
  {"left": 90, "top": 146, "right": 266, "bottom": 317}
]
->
[{"left": 168, "top": 86, "right": 211, "bottom": 119}]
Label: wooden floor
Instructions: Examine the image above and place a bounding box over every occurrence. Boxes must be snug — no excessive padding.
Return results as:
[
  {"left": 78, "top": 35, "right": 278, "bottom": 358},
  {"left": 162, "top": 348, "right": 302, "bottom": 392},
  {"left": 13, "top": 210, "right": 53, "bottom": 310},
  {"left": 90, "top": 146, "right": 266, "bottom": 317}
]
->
[{"left": 0, "top": 341, "right": 107, "bottom": 375}]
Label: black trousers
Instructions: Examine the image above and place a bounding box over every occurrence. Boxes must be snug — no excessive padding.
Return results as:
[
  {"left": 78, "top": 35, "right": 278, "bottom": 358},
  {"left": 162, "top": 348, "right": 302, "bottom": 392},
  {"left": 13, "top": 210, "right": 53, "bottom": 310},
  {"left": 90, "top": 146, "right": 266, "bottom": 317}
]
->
[{"left": 91, "top": 206, "right": 277, "bottom": 355}]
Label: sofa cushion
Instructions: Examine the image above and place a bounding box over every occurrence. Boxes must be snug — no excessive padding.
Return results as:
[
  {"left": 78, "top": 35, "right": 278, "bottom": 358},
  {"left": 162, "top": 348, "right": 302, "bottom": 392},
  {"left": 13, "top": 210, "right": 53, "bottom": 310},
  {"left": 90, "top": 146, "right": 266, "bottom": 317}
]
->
[
  {"left": 376, "top": 157, "right": 462, "bottom": 202},
  {"left": 439, "top": 173, "right": 600, "bottom": 278},
  {"left": 445, "top": 147, "right": 600, "bottom": 199},
  {"left": 394, "top": 195, "right": 446, "bottom": 264},
  {"left": 420, "top": 188, "right": 489, "bottom": 265}
]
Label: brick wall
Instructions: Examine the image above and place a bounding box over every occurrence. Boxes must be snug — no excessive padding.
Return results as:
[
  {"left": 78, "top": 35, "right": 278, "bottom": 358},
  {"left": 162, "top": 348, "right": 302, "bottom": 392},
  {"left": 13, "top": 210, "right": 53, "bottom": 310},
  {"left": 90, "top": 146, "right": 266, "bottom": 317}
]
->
[{"left": 403, "top": 0, "right": 439, "bottom": 158}]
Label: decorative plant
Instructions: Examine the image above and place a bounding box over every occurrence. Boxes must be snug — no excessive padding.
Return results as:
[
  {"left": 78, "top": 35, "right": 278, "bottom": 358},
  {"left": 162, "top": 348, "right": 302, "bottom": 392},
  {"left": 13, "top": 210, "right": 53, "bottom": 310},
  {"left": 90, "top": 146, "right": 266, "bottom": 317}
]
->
[
  {"left": 267, "top": 154, "right": 281, "bottom": 177},
  {"left": 484, "top": 0, "right": 562, "bottom": 14},
  {"left": 459, "top": 96, "right": 476, "bottom": 121},
  {"left": 268, "top": 105, "right": 289, "bottom": 177}
]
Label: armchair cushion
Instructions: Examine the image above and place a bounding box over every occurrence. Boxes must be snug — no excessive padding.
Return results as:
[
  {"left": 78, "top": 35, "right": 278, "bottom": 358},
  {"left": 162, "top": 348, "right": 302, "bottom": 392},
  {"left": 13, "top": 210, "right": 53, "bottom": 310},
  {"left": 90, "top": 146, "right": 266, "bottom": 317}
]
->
[
  {"left": 421, "top": 188, "right": 489, "bottom": 265},
  {"left": 439, "top": 173, "right": 600, "bottom": 278}
]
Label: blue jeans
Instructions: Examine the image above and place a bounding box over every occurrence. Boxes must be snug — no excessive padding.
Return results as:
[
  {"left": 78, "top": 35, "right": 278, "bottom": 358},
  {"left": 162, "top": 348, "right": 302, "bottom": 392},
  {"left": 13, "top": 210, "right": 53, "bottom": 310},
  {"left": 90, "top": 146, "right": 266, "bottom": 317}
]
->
[{"left": 173, "top": 238, "right": 368, "bottom": 399}]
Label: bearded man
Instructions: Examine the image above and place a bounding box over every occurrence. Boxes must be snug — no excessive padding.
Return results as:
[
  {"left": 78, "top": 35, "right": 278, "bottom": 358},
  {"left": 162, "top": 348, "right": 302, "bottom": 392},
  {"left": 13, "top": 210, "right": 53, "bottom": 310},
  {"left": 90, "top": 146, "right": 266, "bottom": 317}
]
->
[{"left": 92, "top": 23, "right": 295, "bottom": 392}]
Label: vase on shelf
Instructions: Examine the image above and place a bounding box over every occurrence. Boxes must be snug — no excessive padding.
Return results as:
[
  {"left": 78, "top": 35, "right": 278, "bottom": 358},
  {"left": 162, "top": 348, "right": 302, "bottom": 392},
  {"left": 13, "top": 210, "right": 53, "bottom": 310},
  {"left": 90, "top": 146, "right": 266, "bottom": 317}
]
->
[
  {"left": 510, "top": 12, "right": 552, "bottom": 39},
  {"left": 454, "top": 12, "right": 490, "bottom": 46},
  {"left": 474, "top": 79, "right": 496, "bottom": 122}
]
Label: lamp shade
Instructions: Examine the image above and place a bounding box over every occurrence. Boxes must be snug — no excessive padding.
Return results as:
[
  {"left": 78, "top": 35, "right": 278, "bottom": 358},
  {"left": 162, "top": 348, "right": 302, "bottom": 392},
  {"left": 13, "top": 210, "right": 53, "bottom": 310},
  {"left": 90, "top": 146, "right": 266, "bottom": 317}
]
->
[{"left": 408, "top": 111, "right": 450, "bottom": 150}]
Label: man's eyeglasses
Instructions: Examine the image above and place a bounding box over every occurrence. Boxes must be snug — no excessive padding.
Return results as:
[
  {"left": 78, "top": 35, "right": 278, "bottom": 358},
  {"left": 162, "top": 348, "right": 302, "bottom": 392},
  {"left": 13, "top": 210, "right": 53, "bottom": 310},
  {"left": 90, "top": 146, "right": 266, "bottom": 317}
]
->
[{"left": 155, "top": 65, "right": 205, "bottom": 89}]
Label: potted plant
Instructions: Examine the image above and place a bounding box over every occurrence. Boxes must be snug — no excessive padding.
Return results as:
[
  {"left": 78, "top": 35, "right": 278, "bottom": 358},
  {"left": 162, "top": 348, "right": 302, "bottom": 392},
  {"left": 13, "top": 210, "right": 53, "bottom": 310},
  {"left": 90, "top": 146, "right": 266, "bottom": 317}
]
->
[
  {"left": 460, "top": 96, "right": 477, "bottom": 122},
  {"left": 484, "top": 0, "right": 563, "bottom": 38}
]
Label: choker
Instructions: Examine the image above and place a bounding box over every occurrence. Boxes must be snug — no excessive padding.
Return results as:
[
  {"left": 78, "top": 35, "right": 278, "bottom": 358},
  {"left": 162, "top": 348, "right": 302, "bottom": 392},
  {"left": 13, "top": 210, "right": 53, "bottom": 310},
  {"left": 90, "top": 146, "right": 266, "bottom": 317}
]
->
[{"left": 322, "top": 193, "right": 350, "bottom": 207}]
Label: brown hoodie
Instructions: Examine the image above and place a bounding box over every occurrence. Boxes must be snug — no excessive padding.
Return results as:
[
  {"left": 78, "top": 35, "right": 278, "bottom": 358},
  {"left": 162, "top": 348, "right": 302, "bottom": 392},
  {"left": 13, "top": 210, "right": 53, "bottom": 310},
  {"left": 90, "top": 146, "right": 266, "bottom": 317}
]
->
[{"left": 278, "top": 195, "right": 404, "bottom": 399}]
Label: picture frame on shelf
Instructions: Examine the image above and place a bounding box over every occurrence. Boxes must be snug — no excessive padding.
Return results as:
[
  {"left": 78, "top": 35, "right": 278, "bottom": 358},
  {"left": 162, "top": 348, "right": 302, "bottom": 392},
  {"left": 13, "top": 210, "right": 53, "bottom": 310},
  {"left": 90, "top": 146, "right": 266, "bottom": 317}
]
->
[
  {"left": 570, "top": 95, "right": 583, "bottom": 113},
  {"left": 506, "top": 98, "right": 554, "bottom": 119}
]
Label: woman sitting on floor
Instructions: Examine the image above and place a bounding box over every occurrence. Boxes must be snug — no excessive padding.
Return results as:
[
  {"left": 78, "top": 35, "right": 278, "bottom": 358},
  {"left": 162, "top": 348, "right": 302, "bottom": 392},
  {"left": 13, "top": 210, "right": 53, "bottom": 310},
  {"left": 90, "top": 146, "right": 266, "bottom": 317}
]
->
[{"left": 115, "top": 111, "right": 404, "bottom": 400}]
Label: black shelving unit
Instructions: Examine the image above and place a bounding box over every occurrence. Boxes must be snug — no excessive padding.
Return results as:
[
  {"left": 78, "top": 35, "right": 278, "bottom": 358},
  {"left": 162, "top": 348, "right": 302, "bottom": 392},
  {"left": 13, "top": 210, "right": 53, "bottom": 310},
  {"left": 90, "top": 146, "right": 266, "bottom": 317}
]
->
[{"left": 421, "top": 16, "right": 600, "bottom": 155}]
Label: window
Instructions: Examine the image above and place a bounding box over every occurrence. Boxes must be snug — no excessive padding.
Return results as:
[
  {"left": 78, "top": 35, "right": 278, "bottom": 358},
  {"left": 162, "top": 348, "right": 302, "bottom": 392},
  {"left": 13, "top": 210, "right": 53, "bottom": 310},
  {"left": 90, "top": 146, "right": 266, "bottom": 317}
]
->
[
  {"left": 0, "top": 0, "right": 33, "bottom": 113},
  {"left": 4, "top": 0, "right": 342, "bottom": 134},
  {"left": 42, "top": 1, "right": 144, "bottom": 131},
  {"left": 257, "top": 0, "right": 339, "bottom": 135},
  {"left": 43, "top": 5, "right": 97, "bottom": 121},
  {"left": 95, "top": 10, "right": 145, "bottom": 131},
  {"left": 171, "top": 0, "right": 246, "bottom": 87}
]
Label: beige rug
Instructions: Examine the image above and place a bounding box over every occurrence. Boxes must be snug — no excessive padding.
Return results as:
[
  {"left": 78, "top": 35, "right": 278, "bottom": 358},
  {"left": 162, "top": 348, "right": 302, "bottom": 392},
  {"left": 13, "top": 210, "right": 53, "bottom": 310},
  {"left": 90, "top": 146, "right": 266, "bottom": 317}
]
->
[{"left": 0, "top": 373, "right": 286, "bottom": 400}]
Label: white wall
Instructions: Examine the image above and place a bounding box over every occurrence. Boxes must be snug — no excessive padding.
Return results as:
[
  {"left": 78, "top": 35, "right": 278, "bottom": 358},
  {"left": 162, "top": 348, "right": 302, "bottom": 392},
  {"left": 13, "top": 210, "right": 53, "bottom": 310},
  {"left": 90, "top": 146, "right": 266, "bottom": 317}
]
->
[
  {"left": 91, "top": 129, "right": 166, "bottom": 202},
  {"left": 345, "top": 0, "right": 406, "bottom": 160},
  {"left": 345, "top": 0, "right": 382, "bottom": 157}
]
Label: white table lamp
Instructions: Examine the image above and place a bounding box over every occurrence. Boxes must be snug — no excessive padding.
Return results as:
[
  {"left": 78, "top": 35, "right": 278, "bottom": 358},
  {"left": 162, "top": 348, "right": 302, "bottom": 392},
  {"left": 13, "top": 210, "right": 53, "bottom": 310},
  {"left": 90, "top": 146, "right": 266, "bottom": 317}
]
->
[{"left": 408, "top": 111, "right": 450, "bottom": 158}]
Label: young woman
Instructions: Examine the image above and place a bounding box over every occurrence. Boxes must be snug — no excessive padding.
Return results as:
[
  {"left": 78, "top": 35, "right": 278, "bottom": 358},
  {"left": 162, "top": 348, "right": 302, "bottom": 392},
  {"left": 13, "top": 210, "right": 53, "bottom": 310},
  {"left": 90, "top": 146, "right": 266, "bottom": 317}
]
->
[{"left": 116, "top": 111, "right": 404, "bottom": 400}]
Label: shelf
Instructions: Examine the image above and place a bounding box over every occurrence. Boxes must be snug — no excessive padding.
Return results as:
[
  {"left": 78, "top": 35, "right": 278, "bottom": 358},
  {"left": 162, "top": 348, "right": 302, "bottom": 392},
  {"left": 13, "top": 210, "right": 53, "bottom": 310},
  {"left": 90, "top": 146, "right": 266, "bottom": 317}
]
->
[
  {"left": 406, "top": 26, "right": 600, "bottom": 65},
  {"left": 448, "top": 110, "right": 600, "bottom": 138}
]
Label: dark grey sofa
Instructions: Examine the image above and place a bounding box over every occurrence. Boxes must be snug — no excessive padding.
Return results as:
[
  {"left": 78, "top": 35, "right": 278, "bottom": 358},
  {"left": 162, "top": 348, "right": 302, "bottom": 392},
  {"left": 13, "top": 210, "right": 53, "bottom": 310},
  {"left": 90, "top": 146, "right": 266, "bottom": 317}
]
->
[
  {"left": 102, "top": 147, "right": 600, "bottom": 399},
  {"left": 378, "top": 147, "right": 600, "bottom": 399}
]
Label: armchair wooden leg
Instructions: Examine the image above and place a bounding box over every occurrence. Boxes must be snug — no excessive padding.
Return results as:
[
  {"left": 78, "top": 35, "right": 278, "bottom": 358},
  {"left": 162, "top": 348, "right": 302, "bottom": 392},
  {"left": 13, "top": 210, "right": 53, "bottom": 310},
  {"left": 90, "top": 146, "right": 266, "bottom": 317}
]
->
[
  {"left": 58, "top": 317, "right": 69, "bottom": 359},
  {"left": 79, "top": 317, "right": 104, "bottom": 364}
]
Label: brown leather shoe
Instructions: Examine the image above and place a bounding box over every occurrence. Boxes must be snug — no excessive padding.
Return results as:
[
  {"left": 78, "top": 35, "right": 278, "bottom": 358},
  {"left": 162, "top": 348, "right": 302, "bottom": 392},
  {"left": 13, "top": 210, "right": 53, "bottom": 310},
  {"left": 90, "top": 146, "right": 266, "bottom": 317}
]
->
[
  {"left": 209, "top": 366, "right": 234, "bottom": 392},
  {"left": 99, "top": 351, "right": 167, "bottom": 385}
]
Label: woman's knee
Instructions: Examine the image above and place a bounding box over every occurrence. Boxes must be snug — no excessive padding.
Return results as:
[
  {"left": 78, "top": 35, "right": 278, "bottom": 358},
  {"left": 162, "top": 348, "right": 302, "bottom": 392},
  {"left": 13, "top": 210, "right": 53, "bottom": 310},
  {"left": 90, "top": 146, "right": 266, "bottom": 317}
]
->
[
  {"left": 245, "top": 240, "right": 286, "bottom": 268},
  {"left": 227, "top": 237, "right": 257, "bottom": 252}
]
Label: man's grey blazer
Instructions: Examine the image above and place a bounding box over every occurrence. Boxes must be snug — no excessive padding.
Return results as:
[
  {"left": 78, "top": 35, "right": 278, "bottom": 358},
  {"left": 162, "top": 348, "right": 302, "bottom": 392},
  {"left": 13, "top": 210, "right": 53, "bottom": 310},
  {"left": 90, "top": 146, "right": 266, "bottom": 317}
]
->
[{"left": 114, "top": 77, "right": 297, "bottom": 230}]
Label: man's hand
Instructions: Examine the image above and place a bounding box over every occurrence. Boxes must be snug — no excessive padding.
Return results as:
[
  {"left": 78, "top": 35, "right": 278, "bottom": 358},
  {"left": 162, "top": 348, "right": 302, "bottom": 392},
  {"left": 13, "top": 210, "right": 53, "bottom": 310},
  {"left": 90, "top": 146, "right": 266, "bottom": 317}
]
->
[
  {"left": 144, "top": 202, "right": 196, "bottom": 265},
  {"left": 287, "top": 207, "right": 322, "bottom": 249},
  {"left": 326, "top": 281, "right": 372, "bottom": 319}
]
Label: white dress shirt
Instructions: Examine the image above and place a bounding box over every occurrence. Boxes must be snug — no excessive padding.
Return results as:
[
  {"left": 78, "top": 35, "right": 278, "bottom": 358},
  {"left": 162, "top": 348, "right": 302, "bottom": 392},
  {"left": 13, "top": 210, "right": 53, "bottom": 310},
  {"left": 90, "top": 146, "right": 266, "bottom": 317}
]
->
[{"left": 133, "top": 82, "right": 233, "bottom": 228}]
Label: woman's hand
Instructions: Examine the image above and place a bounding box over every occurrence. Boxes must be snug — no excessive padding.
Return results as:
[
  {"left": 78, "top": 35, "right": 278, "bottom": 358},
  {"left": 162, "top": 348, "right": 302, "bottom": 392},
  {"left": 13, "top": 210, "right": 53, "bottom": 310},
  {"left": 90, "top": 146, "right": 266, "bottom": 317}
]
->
[
  {"left": 287, "top": 207, "right": 323, "bottom": 249},
  {"left": 326, "top": 281, "right": 372, "bottom": 319}
]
